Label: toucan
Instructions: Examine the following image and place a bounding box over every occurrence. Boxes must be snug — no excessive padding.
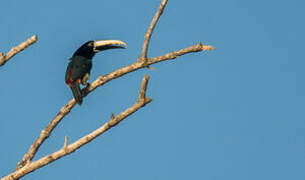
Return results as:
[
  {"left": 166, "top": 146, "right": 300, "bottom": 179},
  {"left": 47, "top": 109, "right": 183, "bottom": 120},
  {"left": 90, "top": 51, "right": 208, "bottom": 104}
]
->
[{"left": 65, "top": 40, "right": 127, "bottom": 105}]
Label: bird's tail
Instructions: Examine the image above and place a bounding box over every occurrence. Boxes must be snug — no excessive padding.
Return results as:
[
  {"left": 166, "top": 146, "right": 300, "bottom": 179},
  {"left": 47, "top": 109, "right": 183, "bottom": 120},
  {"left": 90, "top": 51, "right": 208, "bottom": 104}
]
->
[{"left": 70, "top": 83, "right": 83, "bottom": 105}]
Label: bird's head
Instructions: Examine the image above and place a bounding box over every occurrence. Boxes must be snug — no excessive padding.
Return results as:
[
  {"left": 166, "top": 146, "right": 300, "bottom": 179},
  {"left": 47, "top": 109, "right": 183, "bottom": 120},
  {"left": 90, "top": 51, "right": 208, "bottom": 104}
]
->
[{"left": 73, "top": 40, "right": 127, "bottom": 59}]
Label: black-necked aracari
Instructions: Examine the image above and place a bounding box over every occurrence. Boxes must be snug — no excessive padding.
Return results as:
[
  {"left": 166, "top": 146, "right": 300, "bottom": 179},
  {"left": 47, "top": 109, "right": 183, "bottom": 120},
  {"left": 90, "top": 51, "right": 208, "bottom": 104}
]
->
[{"left": 65, "top": 40, "right": 127, "bottom": 105}]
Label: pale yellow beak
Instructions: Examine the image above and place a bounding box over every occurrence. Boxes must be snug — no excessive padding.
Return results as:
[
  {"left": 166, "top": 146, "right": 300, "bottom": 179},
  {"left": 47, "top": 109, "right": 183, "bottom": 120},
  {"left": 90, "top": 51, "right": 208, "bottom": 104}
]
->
[{"left": 93, "top": 40, "right": 127, "bottom": 52}]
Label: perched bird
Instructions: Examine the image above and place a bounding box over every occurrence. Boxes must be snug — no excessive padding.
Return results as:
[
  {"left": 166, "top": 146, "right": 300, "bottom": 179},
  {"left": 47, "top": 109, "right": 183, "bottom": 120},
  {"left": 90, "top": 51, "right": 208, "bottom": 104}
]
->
[{"left": 65, "top": 40, "right": 127, "bottom": 104}]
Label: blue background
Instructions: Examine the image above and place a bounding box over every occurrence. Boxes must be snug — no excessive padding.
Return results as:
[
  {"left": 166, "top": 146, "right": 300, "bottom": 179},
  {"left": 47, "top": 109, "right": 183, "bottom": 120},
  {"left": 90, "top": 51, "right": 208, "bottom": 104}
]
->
[{"left": 1, "top": 0, "right": 304, "bottom": 179}]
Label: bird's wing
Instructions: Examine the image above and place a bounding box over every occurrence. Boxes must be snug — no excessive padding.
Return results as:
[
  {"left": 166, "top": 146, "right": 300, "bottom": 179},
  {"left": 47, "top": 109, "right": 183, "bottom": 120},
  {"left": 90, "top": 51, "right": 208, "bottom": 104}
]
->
[
  {"left": 65, "top": 59, "right": 73, "bottom": 84},
  {"left": 66, "top": 56, "right": 92, "bottom": 83}
]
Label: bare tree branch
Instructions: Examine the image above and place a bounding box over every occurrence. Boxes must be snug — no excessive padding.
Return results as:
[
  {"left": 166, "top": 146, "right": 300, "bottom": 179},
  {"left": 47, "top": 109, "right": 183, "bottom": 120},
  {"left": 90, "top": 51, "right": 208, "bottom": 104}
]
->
[
  {"left": 87, "top": 43, "right": 214, "bottom": 94},
  {"left": 140, "top": 0, "right": 168, "bottom": 61},
  {"left": 0, "top": 35, "right": 37, "bottom": 67},
  {"left": 15, "top": 101, "right": 75, "bottom": 170},
  {"left": 13, "top": 0, "right": 215, "bottom": 176},
  {"left": 2, "top": 76, "right": 152, "bottom": 180},
  {"left": 15, "top": 42, "right": 214, "bottom": 171}
]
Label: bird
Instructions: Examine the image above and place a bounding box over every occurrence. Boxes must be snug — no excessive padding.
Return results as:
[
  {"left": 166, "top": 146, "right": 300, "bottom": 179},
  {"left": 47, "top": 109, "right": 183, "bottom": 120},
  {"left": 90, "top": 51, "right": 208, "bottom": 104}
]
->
[{"left": 65, "top": 40, "right": 127, "bottom": 105}]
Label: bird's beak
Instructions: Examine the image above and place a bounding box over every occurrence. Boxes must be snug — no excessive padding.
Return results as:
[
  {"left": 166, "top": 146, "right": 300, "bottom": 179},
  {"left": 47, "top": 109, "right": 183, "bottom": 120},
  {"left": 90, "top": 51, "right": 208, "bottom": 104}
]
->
[{"left": 93, "top": 40, "right": 127, "bottom": 52}]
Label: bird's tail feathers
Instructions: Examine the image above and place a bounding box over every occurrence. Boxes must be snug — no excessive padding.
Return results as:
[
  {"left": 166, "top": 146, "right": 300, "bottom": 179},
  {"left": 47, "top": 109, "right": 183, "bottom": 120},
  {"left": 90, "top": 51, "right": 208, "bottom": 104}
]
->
[{"left": 70, "top": 83, "right": 83, "bottom": 105}]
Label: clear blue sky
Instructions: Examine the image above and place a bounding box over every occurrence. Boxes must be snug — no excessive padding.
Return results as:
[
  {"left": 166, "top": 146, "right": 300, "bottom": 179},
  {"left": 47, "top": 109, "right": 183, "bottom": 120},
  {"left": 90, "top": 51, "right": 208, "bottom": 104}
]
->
[{"left": 1, "top": 0, "right": 304, "bottom": 179}]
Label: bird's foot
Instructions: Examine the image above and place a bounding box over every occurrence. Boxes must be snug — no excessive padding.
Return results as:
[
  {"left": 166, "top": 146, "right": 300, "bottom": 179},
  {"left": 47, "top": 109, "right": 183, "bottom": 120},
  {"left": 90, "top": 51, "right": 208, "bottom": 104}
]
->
[{"left": 82, "top": 83, "right": 91, "bottom": 97}]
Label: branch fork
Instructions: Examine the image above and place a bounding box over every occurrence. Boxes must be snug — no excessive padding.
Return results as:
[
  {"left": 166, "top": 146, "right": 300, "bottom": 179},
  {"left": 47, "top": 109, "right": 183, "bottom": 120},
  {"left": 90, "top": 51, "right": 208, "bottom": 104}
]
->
[{"left": 1, "top": 75, "right": 152, "bottom": 180}]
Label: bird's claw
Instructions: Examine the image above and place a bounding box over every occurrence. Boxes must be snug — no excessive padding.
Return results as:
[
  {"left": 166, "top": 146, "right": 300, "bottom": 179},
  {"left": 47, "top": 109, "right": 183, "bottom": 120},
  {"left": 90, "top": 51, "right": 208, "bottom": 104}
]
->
[{"left": 82, "top": 83, "right": 91, "bottom": 97}]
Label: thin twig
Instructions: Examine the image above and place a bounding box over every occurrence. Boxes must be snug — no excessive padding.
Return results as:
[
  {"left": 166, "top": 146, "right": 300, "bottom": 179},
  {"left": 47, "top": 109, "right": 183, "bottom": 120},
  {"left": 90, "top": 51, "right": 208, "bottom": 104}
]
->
[
  {"left": 139, "top": 75, "right": 149, "bottom": 100},
  {"left": 2, "top": 76, "right": 152, "bottom": 180},
  {"left": 62, "top": 136, "right": 68, "bottom": 152},
  {"left": 0, "top": 35, "right": 37, "bottom": 67},
  {"left": 140, "top": 0, "right": 168, "bottom": 61}
]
